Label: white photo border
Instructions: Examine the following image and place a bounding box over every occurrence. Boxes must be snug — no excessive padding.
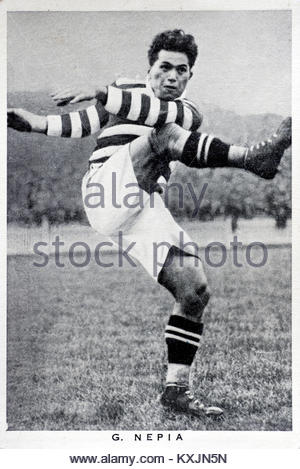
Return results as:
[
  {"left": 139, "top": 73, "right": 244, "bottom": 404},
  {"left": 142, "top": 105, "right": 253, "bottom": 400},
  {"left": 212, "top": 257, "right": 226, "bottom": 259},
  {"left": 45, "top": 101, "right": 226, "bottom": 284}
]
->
[{"left": 0, "top": 0, "right": 299, "bottom": 455}]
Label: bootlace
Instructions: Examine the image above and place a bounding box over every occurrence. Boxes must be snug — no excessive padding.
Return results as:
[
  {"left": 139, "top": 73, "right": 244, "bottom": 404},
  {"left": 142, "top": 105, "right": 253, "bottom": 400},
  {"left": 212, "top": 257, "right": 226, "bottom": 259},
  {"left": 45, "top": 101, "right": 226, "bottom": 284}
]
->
[
  {"left": 250, "top": 133, "right": 278, "bottom": 151},
  {"left": 184, "top": 390, "right": 204, "bottom": 409}
]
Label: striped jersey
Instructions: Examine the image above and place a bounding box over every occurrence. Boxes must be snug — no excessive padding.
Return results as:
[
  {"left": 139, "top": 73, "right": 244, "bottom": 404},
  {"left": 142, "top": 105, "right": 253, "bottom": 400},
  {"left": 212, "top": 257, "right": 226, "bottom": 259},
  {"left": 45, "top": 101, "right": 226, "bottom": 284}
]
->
[{"left": 46, "top": 77, "right": 203, "bottom": 163}]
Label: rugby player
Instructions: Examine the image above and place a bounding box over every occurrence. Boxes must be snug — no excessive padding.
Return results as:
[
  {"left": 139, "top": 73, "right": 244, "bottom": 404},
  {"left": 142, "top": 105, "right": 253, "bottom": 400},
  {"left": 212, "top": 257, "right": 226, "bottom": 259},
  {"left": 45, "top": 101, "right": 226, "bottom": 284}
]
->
[{"left": 7, "top": 29, "right": 291, "bottom": 418}]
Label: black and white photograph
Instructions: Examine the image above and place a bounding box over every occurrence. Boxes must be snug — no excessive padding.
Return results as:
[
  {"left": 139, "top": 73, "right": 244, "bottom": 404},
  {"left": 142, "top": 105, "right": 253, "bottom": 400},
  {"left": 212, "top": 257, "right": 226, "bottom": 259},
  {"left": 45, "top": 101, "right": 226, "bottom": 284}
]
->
[{"left": 1, "top": 0, "right": 299, "bottom": 466}]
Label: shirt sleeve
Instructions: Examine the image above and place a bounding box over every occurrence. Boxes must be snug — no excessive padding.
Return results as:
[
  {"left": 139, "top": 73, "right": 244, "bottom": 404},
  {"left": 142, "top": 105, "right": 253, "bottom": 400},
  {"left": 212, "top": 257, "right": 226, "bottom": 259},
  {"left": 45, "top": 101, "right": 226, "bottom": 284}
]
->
[
  {"left": 103, "top": 85, "right": 202, "bottom": 131},
  {"left": 46, "top": 102, "right": 109, "bottom": 138}
]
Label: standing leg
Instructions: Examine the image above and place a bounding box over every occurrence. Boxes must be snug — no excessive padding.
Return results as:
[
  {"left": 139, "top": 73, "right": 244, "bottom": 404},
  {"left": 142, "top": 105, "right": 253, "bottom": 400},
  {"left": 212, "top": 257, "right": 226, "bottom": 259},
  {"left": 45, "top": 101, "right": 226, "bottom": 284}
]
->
[{"left": 157, "top": 249, "right": 223, "bottom": 417}]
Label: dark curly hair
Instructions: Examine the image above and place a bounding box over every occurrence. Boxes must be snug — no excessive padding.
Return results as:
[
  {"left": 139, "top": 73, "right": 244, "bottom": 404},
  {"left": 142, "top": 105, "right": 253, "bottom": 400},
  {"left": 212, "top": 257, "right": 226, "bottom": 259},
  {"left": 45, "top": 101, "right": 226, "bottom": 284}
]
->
[{"left": 148, "top": 29, "right": 198, "bottom": 69}]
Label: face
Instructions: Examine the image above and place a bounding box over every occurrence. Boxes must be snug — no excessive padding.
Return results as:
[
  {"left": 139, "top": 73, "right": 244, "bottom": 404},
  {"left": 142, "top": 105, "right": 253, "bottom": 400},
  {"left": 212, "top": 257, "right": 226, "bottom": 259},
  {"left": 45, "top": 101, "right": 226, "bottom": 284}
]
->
[{"left": 148, "top": 49, "right": 192, "bottom": 100}]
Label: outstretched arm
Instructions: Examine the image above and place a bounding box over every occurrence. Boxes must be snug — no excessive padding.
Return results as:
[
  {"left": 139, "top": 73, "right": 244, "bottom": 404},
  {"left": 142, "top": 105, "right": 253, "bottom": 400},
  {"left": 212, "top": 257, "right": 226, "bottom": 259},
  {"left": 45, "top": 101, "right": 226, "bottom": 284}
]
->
[
  {"left": 52, "top": 85, "right": 202, "bottom": 131},
  {"left": 8, "top": 102, "right": 109, "bottom": 138}
]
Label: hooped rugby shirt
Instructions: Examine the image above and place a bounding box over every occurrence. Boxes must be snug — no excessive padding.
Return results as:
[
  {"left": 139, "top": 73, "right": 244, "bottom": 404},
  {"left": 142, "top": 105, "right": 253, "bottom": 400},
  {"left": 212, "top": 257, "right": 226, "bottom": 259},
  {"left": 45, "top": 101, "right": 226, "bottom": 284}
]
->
[{"left": 46, "top": 77, "right": 203, "bottom": 163}]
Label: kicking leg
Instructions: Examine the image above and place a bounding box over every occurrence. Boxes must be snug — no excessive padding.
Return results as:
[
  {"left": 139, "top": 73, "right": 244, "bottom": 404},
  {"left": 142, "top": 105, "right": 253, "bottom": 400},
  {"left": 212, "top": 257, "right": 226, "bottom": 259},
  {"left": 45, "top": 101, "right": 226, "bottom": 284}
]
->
[
  {"left": 129, "top": 117, "right": 291, "bottom": 182},
  {"left": 149, "top": 118, "right": 291, "bottom": 179}
]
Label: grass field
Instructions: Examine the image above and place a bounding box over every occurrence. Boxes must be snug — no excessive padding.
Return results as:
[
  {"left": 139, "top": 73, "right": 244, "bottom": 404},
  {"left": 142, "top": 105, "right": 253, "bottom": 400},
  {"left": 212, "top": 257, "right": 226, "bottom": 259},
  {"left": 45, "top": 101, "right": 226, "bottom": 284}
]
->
[{"left": 7, "top": 244, "right": 291, "bottom": 431}]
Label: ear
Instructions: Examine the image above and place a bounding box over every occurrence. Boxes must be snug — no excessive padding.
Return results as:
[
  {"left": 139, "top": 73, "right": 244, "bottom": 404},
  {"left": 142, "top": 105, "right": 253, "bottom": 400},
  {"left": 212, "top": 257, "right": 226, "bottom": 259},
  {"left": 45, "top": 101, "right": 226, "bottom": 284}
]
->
[{"left": 189, "top": 70, "right": 193, "bottom": 79}]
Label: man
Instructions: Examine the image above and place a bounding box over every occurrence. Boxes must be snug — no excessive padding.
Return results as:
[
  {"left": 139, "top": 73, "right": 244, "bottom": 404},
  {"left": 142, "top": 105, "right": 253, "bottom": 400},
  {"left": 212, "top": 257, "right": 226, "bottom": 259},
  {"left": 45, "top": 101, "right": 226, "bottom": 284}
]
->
[{"left": 8, "top": 29, "right": 291, "bottom": 418}]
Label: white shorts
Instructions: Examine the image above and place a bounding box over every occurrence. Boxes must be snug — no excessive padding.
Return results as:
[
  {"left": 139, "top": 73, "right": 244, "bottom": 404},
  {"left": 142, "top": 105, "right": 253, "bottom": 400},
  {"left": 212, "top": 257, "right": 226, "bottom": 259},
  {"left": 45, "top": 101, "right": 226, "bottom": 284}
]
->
[{"left": 81, "top": 144, "right": 195, "bottom": 279}]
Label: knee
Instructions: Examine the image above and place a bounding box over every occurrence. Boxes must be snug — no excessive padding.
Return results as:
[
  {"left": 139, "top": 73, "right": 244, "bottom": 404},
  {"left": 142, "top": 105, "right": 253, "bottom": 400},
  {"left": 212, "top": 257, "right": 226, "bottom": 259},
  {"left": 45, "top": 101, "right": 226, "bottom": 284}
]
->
[
  {"left": 171, "top": 264, "right": 210, "bottom": 318},
  {"left": 149, "top": 123, "right": 190, "bottom": 160},
  {"left": 181, "top": 279, "right": 210, "bottom": 317},
  {"left": 158, "top": 251, "right": 210, "bottom": 318}
]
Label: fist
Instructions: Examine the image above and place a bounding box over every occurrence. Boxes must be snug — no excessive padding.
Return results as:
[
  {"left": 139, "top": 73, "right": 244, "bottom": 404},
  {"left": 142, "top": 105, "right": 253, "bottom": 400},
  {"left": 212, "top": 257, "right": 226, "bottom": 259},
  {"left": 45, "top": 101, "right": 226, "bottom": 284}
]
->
[
  {"left": 7, "top": 108, "right": 47, "bottom": 133},
  {"left": 7, "top": 108, "right": 32, "bottom": 132}
]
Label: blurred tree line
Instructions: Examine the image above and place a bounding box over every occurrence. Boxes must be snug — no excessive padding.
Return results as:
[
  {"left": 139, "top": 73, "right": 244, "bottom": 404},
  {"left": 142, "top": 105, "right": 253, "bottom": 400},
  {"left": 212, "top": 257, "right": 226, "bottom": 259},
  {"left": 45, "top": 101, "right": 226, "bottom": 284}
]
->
[{"left": 7, "top": 92, "right": 291, "bottom": 229}]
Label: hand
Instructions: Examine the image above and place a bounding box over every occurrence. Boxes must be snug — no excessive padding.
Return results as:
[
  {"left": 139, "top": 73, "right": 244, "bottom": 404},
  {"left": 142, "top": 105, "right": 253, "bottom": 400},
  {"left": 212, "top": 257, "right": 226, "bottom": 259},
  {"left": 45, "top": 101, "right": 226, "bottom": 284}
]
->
[
  {"left": 7, "top": 108, "right": 47, "bottom": 133},
  {"left": 51, "top": 85, "right": 107, "bottom": 106}
]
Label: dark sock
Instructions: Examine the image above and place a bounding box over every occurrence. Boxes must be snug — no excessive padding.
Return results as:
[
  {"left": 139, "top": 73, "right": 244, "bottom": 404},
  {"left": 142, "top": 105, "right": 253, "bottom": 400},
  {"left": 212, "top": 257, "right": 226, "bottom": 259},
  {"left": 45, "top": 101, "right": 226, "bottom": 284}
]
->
[
  {"left": 181, "top": 131, "right": 230, "bottom": 168},
  {"left": 165, "top": 315, "right": 203, "bottom": 366}
]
